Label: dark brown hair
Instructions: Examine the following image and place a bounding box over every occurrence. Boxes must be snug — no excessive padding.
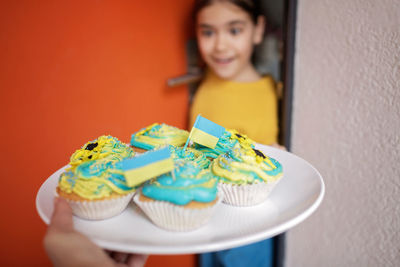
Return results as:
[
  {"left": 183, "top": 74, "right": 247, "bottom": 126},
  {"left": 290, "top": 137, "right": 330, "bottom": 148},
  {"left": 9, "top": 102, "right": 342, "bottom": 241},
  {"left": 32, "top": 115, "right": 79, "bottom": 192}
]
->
[{"left": 192, "top": 0, "right": 262, "bottom": 24}]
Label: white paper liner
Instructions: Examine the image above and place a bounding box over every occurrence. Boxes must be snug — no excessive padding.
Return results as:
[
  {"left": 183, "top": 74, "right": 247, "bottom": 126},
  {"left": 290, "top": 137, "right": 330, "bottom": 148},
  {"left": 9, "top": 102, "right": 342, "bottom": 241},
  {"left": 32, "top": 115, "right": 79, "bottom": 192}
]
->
[
  {"left": 60, "top": 192, "right": 135, "bottom": 220},
  {"left": 134, "top": 191, "right": 223, "bottom": 231},
  {"left": 218, "top": 178, "right": 282, "bottom": 206}
]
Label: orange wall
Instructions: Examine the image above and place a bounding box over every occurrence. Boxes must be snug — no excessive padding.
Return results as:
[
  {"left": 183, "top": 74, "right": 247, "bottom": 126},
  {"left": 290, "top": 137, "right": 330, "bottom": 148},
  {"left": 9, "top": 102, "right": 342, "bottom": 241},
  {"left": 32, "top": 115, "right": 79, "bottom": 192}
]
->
[{"left": 0, "top": 1, "right": 195, "bottom": 266}]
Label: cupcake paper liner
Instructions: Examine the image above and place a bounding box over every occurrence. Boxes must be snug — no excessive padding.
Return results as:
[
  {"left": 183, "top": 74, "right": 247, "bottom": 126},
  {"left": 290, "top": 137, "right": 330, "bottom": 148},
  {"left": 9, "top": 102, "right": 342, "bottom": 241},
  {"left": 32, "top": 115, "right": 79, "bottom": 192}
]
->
[
  {"left": 218, "top": 178, "right": 281, "bottom": 206},
  {"left": 58, "top": 192, "right": 135, "bottom": 220},
  {"left": 134, "top": 191, "right": 223, "bottom": 231}
]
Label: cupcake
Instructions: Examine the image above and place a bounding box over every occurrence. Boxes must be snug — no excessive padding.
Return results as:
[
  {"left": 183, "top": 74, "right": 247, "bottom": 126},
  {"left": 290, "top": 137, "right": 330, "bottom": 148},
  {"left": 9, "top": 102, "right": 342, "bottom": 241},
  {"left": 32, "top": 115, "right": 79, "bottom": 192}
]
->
[
  {"left": 130, "top": 123, "right": 189, "bottom": 153},
  {"left": 169, "top": 145, "right": 210, "bottom": 169},
  {"left": 134, "top": 160, "right": 222, "bottom": 231},
  {"left": 192, "top": 129, "right": 255, "bottom": 159},
  {"left": 69, "top": 135, "right": 134, "bottom": 169},
  {"left": 211, "top": 145, "right": 283, "bottom": 206},
  {"left": 57, "top": 158, "right": 136, "bottom": 220}
]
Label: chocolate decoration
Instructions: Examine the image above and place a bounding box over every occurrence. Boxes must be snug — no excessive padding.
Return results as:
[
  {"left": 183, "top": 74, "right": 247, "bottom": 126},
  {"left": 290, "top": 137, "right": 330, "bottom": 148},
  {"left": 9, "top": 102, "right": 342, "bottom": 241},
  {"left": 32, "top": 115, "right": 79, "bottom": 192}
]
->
[
  {"left": 253, "top": 148, "right": 266, "bottom": 159},
  {"left": 85, "top": 142, "right": 98, "bottom": 151},
  {"left": 88, "top": 155, "right": 93, "bottom": 159},
  {"left": 235, "top": 133, "right": 243, "bottom": 138}
]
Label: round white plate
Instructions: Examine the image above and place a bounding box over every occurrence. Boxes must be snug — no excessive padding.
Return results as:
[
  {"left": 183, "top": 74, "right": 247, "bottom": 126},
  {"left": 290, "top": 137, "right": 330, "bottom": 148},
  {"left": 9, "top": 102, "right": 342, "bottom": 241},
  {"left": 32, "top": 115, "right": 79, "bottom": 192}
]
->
[{"left": 36, "top": 144, "right": 324, "bottom": 254}]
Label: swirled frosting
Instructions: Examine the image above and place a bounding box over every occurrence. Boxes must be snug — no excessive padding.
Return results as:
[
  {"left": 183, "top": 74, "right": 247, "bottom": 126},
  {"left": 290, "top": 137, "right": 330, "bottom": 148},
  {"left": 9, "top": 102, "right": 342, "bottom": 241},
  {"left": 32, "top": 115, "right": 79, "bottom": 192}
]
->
[
  {"left": 130, "top": 123, "right": 189, "bottom": 150},
  {"left": 141, "top": 160, "right": 218, "bottom": 205},
  {"left": 192, "top": 129, "right": 255, "bottom": 159},
  {"left": 211, "top": 146, "right": 283, "bottom": 185},
  {"left": 169, "top": 145, "right": 210, "bottom": 169},
  {"left": 70, "top": 135, "right": 134, "bottom": 168},
  {"left": 59, "top": 158, "right": 136, "bottom": 200}
]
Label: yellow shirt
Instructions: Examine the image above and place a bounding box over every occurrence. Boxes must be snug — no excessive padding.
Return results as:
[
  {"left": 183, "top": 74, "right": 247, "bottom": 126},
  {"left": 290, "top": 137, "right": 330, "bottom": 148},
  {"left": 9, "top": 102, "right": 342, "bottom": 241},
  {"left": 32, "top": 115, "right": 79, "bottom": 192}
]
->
[{"left": 190, "top": 71, "right": 278, "bottom": 145}]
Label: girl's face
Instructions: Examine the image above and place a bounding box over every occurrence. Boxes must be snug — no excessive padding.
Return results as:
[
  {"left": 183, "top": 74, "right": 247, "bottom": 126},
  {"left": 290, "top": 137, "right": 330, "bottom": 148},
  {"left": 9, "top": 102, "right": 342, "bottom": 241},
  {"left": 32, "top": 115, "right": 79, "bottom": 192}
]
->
[{"left": 196, "top": 1, "right": 264, "bottom": 81}]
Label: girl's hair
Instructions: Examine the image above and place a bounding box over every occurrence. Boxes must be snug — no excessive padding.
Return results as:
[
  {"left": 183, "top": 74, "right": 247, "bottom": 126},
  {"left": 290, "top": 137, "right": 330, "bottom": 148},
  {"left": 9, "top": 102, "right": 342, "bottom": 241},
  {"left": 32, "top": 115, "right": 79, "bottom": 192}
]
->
[{"left": 192, "top": 0, "right": 262, "bottom": 24}]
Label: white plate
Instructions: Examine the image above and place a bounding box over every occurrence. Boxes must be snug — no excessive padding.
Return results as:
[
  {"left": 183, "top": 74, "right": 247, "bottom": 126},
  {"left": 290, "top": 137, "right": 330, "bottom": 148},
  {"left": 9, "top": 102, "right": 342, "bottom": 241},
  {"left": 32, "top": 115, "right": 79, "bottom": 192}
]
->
[{"left": 36, "top": 144, "right": 324, "bottom": 254}]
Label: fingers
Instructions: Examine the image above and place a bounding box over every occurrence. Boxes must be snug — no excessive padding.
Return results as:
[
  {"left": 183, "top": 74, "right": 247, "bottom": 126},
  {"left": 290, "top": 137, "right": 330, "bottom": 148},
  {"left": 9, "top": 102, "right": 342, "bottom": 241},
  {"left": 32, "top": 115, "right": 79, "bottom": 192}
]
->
[
  {"left": 46, "top": 198, "right": 148, "bottom": 267},
  {"left": 48, "top": 197, "right": 74, "bottom": 232},
  {"left": 107, "top": 251, "right": 148, "bottom": 267},
  {"left": 126, "top": 254, "right": 148, "bottom": 267},
  {"left": 110, "top": 251, "right": 129, "bottom": 263}
]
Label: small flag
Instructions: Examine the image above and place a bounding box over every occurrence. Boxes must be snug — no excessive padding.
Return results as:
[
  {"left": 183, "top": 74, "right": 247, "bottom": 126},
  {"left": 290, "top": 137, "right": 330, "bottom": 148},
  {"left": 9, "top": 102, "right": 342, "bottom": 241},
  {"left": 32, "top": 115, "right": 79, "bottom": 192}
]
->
[
  {"left": 121, "top": 147, "right": 174, "bottom": 187},
  {"left": 186, "top": 115, "right": 225, "bottom": 149}
]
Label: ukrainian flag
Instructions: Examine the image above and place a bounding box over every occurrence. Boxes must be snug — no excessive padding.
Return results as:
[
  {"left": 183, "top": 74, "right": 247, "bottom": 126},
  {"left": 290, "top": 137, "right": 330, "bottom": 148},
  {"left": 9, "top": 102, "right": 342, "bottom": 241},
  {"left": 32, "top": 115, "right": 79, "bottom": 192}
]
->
[
  {"left": 121, "top": 147, "right": 174, "bottom": 187},
  {"left": 188, "top": 115, "right": 225, "bottom": 149}
]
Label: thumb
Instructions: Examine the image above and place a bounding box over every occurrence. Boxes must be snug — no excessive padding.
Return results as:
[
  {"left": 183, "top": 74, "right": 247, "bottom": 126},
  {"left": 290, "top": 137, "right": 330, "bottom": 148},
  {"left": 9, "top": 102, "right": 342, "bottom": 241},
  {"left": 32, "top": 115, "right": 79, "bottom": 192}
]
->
[{"left": 48, "top": 197, "right": 74, "bottom": 232}]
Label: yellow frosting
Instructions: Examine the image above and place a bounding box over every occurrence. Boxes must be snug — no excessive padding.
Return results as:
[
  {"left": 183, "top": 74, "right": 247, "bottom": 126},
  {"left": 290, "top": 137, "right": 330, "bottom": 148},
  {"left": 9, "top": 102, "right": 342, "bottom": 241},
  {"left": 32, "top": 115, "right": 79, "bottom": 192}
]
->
[
  {"left": 130, "top": 123, "right": 189, "bottom": 149},
  {"left": 59, "top": 158, "right": 135, "bottom": 200},
  {"left": 60, "top": 135, "right": 135, "bottom": 200},
  {"left": 227, "top": 129, "right": 255, "bottom": 149},
  {"left": 69, "top": 135, "right": 134, "bottom": 168},
  {"left": 211, "top": 145, "right": 283, "bottom": 184}
]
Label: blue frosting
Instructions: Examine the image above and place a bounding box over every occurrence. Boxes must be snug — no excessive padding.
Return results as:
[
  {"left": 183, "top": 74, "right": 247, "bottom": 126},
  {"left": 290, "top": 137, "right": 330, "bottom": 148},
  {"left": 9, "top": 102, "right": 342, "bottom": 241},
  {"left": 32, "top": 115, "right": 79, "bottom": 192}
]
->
[
  {"left": 193, "top": 131, "right": 236, "bottom": 158},
  {"left": 73, "top": 159, "right": 134, "bottom": 191},
  {"left": 141, "top": 161, "right": 218, "bottom": 205},
  {"left": 169, "top": 145, "right": 210, "bottom": 169},
  {"left": 193, "top": 130, "right": 254, "bottom": 159},
  {"left": 265, "top": 157, "right": 283, "bottom": 176},
  {"left": 130, "top": 123, "right": 188, "bottom": 150}
]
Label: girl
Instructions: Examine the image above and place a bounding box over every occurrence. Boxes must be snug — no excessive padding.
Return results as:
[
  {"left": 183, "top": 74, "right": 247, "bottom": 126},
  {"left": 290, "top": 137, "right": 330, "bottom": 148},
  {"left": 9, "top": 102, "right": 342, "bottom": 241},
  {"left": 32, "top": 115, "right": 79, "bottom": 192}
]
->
[
  {"left": 190, "top": 0, "right": 279, "bottom": 147},
  {"left": 189, "top": 0, "right": 280, "bottom": 266}
]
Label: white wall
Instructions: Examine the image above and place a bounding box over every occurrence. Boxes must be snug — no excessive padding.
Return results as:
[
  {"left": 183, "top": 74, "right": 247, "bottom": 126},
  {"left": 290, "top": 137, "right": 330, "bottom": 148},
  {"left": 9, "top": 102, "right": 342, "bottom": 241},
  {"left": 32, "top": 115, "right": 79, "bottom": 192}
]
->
[{"left": 286, "top": 0, "right": 400, "bottom": 266}]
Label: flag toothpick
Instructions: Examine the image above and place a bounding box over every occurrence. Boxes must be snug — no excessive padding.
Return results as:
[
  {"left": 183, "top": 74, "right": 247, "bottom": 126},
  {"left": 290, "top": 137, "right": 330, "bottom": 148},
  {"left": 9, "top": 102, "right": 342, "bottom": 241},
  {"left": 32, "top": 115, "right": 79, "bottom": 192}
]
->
[
  {"left": 121, "top": 146, "right": 174, "bottom": 187},
  {"left": 184, "top": 115, "right": 225, "bottom": 151}
]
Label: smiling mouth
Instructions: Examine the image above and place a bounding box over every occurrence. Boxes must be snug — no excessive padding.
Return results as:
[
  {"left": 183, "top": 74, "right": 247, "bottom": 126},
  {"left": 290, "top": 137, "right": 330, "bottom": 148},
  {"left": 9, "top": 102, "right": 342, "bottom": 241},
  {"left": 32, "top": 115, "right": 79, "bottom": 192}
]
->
[{"left": 212, "top": 57, "right": 234, "bottom": 65}]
